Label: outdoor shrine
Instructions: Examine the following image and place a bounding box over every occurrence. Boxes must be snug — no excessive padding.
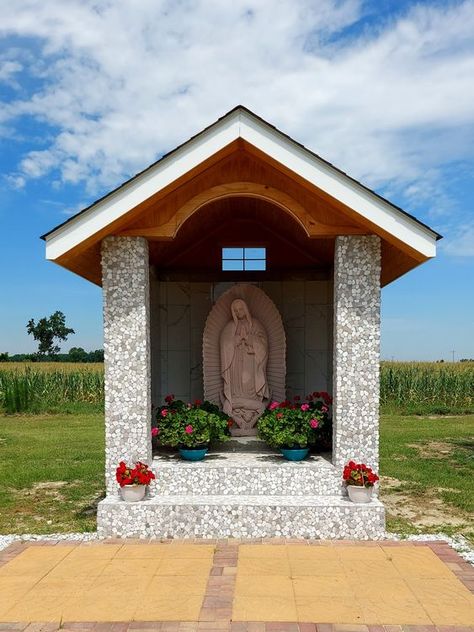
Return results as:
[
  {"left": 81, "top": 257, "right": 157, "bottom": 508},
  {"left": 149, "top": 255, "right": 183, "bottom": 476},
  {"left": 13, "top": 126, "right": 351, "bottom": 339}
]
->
[{"left": 42, "top": 107, "right": 440, "bottom": 539}]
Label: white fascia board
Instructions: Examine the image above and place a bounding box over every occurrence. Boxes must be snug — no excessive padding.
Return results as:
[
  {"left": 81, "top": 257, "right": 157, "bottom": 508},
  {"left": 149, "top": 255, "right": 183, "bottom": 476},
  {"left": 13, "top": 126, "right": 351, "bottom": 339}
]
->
[
  {"left": 46, "top": 107, "right": 437, "bottom": 261},
  {"left": 238, "top": 111, "right": 437, "bottom": 258},
  {"left": 45, "top": 111, "right": 242, "bottom": 260}
]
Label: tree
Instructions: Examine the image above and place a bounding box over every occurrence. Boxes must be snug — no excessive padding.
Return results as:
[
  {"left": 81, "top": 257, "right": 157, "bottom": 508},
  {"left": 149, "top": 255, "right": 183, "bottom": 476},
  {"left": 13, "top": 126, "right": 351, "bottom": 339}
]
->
[
  {"left": 26, "top": 311, "right": 75, "bottom": 356},
  {"left": 68, "top": 347, "right": 88, "bottom": 362},
  {"left": 0, "top": 352, "right": 9, "bottom": 362}
]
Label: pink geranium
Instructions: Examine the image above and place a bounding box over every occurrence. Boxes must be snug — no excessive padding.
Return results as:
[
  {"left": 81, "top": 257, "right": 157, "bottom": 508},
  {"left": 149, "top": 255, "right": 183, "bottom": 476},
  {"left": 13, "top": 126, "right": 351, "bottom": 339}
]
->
[
  {"left": 161, "top": 409, "right": 168, "bottom": 417},
  {"left": 185, "top": 425, "right": 193, "bottom": 434},
  {"left": 151, "top": 427, "right": 159, "bottom": 436},
  {"left": 310, "top": 419, "right": 319, "bottom": 429},
  {"left": 300, "top": 403, "right": 309, "bottom": 412},
  {"left": 269, "top": 401, "right": 279, "bottom": 411}
]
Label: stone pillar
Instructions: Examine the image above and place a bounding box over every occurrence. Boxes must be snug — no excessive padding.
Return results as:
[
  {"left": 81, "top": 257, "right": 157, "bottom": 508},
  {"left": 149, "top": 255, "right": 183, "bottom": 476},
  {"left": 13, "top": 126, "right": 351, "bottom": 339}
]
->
[
  {"left": 101, "top": 236, "right": 152, "bottom": 495},
  {"left": 332, "top": 235, "right": 381, "bottom": 473}
]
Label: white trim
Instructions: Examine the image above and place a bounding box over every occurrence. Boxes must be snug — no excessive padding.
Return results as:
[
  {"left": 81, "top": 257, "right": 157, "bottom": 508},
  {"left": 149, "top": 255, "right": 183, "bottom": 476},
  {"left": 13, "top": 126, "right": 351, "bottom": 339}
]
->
[{"left": 45, "top": 109, "right": 438, "bottom": 261}]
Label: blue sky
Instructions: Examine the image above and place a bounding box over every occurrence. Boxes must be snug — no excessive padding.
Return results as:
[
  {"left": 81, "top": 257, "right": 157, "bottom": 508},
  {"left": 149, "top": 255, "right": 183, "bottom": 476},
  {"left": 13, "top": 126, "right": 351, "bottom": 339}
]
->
[{"left": 0, "top": 0, "right": 473, "bottom": 360}]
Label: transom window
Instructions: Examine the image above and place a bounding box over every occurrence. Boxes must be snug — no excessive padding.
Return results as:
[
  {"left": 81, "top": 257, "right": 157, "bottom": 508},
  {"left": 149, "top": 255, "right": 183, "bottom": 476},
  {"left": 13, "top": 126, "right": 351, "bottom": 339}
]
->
[{"left": 222, "top": 247, "right": 266, "bottom": 271}]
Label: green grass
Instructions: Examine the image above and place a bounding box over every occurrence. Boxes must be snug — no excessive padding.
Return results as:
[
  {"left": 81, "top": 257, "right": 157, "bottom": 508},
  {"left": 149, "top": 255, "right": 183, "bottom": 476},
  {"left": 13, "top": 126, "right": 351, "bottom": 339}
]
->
[
  {"left": 0, "top": 410, "right": 473, "bottom": 537},
  {"left": 380, "top": 413, "right": 474, "bottom": 541},
  {"left": 0, "top": 412, "right": 104, "bottom": 534}
]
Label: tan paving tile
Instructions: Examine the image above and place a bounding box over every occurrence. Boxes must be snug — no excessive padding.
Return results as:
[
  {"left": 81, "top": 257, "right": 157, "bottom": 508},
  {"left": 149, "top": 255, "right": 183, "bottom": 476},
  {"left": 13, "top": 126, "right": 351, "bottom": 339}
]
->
[
  {"left": 0, "top": 575, "right": 39, "bottom": 599},
  {"left": 286, "top": 546, "right": 340, "bottom": 561},
  {"left": 380, "top": 547, "right": 453, "bottom": 579},
  {"left": 16, "top": 546, "right": 76, "bottom": 561},
  {"left": 156, "top": 558, "right": 213, "bottom": 576},
  {"left": 46, "top": 557, "right": 109, "bottom": 578},
  {"left": 144, "top": 575, "right": 208, "bottom": 598},
  {"left": 420, "top": 599, "right": 474, "bottom": 626},
  {"left": 2, "top": 594, "right": 68, "bottom": 623},
  {"left": 115, "top": 544, "right": 170, "bottom": 559},
  {"left": 99, "top": 558, "right": 162, "bottom": 576},
  {"left": 0, "top": 556, "right": 60, "bottom": 579},
  {"left": 405, "top": 578, "right": 474, "bottom": 625},
  {"left": 234, "top": 574, "right": 294, "bottom": 599},
  {"left": 295, "top": 596, "right": 364, "bottom": 624},
  {"left": 289, "top": 558, "right": 345, "bottom": 577},
  {"left": 340, "top": 558, "right": 400, "bottom": 580},
  {"left": 336, "top": 546, "right": 388, "bottom": 561},
  {"left": 356, "top": 598, "right": 432, "bottom": 626},
  {"left": 237, "top": 557, "right": 291, "bottom": 576},
  {"left": 67, "top": 544, "right": 123, "bottom": 559},
  {"left": 133, "top": 595, "right": 204, "bottom": 621},
  {"left": 293, "top": 575, "right": 355, "bottom": 599},
  {"left": 233, "top": 595, "right": 298, "bottom": 621},
  {"left": 62, "top": 593, "right": 137, "bottom": 622},
  {"left": 238, "top": 545, "right": 288, "bottom": 559},
  {"left": 30, "top": 576, "right": 95, "bottom": 595}
]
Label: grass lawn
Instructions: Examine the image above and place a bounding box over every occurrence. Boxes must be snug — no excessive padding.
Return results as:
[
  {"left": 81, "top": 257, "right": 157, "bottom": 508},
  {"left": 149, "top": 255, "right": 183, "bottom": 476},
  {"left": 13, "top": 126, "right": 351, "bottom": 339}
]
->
[
  {"left": 0, "top": 412, "right": 104, "bottom": 534},
  {"left": 0, "top": 410, "right": 473, "bottom": 538},
  {"left": 380, "top": 413, "right": 474, "bottom": 542}
]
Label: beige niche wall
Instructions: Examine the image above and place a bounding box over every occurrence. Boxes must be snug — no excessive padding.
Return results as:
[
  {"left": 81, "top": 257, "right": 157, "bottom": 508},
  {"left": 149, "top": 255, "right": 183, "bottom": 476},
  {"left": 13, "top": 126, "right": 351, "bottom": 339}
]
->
[{"left": 149, "top": 275, "right": 333, "bottom": 409}]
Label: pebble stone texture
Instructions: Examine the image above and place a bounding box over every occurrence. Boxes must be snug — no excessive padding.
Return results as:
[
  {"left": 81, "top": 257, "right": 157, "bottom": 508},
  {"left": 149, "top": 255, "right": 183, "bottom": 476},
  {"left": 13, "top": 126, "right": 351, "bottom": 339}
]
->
[
  {"left": 98, "top": 441, "right": 386, "bottom": 539},
  {"left": 332, "top": 235, "right": 381, "bottom": 474},
  {"left": 98, "top": 235, "right": 386, "bottom": 539},
  {"left": 97, "top": 494, "right": 385, "bottom": 540},
  {"left": 101, "top": 236, "right": 152, "bottom": 496}
]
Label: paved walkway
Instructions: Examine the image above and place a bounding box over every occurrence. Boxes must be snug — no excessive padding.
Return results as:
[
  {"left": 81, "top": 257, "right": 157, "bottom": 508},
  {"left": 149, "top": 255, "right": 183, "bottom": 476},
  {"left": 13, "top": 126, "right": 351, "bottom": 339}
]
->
[{"left": 0, "top": 539, "right": 473, "bottom": 631}]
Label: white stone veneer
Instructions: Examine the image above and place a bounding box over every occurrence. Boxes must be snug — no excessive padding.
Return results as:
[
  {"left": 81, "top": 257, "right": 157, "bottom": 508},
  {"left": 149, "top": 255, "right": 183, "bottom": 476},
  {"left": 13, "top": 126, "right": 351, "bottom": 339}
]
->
[
  {"left": 101, "top": 236, "right": 152, "bottom": 495},
  {"left": 332, "top": 235, "right": 381, "bottom": 473},
  {"left": 97, "top": 495, "right": 385, "bottom": 540}
]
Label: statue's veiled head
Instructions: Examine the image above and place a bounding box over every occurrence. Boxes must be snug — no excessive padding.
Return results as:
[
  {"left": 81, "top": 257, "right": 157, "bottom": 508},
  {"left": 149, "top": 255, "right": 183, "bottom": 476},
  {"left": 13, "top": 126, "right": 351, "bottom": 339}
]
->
[{"left": 231, "top": 299, "right": 252, "bottom": 325}]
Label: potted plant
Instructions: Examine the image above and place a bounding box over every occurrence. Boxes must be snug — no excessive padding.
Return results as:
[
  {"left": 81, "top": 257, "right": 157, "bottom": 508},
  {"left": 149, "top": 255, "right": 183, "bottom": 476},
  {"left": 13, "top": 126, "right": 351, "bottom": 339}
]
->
[
  {"left": 115, "top": 461, "right": 155, "bottom": 502},
  {"left": 153, "top": 395, "right": 231, "bottom": 460},
  {"left": 257, "top": 392, "right": 331, "bottom": 460},
  {"left": 342, "top": 460, "right": 379, "bottom": 503}
]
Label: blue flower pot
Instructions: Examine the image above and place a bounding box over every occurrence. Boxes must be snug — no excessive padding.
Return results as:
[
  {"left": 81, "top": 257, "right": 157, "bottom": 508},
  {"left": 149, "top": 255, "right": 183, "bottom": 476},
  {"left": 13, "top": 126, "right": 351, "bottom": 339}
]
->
[
  {"left": 179, "top": 446, "right": 208, "bottom": 461},
  {"left": 280, "top": 447, "right": 309, "bottom": 461}
]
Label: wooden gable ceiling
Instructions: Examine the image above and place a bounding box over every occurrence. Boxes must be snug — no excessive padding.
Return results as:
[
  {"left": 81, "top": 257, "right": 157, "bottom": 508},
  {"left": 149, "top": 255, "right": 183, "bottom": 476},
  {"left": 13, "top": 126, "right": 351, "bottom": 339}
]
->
[{"left": 55, "top": 141, "right": 424, "bottom": 286}]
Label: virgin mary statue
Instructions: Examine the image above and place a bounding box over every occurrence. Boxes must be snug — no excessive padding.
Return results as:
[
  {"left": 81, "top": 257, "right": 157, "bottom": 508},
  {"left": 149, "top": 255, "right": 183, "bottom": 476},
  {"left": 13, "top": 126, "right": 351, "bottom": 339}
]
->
[{"left": 220, "top": 298, "right": 269, "bottom": 435}]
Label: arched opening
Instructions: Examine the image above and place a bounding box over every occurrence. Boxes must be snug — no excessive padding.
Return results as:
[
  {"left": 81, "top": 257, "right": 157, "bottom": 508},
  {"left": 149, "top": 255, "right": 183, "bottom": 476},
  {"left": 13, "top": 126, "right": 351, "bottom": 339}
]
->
[{"left": 148, "top": 195, "right": 335, "bottom": 276}]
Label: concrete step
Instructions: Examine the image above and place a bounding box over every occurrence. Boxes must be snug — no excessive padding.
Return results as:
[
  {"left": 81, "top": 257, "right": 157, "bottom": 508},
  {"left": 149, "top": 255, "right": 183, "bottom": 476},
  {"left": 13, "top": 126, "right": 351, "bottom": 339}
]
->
[
  {"left": 97, "top": 494, "right": 385, "bottom": 540},
  {"left": 151, "top": 449, "right": 343, "bottom": 496}
]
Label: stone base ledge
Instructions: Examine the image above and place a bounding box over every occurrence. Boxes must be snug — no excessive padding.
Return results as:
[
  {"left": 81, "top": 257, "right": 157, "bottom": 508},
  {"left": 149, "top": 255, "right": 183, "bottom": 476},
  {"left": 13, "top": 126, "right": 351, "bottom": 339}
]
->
[
  {"left": 97, "top": 494, "right": 385, "bottom": 540},
  {"left": 151, "top": 453, "right": 343, "bottom": 496}
]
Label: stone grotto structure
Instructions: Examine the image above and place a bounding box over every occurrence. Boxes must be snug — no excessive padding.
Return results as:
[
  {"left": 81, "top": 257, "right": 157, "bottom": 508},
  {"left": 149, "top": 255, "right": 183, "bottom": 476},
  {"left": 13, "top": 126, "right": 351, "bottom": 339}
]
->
[{"left": 42, "top": 106, "right": 440, "bottom": 539}]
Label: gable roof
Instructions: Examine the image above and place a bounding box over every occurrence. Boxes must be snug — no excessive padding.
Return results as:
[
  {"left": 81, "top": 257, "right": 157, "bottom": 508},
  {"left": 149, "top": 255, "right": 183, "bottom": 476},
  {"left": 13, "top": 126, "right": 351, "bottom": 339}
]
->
[{"left": 42, "top": 105, "right": 441, "bottom": 263}]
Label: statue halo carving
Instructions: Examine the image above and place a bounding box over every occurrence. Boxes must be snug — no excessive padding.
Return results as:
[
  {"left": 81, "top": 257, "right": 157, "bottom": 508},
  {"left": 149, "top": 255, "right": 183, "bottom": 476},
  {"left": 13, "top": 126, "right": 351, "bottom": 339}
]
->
[{"left": 203, "top": 284, "right": 286, "bottom": 436}]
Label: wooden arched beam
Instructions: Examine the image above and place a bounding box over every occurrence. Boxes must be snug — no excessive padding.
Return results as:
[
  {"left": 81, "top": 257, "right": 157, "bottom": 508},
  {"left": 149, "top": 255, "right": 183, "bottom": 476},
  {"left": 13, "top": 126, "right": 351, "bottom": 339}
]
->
[{"left": 118, "top": 181, "right": 365, "bottom": 239}]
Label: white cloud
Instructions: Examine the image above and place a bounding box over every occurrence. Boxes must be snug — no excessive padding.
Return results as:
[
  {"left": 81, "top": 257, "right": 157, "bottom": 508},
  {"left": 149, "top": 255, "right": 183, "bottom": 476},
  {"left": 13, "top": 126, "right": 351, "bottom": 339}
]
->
[
  {"left": 0, "top": 60, "right": 22, "bottom": 83},
  {"left": 443, "top": 221, "right": 474, "bottom": 257},
  {"left": 0, "top": 0, "right": 473, "bottom": 221}
]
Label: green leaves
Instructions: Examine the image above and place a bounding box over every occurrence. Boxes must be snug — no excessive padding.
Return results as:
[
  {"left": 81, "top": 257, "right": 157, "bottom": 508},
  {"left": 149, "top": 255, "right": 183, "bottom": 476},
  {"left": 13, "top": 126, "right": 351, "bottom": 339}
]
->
[{"left": 155, "top": 400, "right": 230, "bottom": 448}]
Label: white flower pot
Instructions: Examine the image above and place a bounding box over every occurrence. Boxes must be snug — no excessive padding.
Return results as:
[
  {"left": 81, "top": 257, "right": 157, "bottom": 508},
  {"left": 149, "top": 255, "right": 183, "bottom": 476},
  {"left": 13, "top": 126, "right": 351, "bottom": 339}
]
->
[
  {"left": 119, "top": 484, "right": 146, "bottom": 502},
  {"left": 347, "top": 485, "right": 373, "bottom": 504}
]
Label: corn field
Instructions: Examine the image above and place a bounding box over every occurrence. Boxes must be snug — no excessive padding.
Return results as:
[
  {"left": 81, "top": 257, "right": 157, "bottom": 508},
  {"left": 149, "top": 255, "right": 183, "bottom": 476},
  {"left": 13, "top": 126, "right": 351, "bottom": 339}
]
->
[
  {"left": 0, "top": 361, "right": 473, "bottom": 414},
  {"left": 0, "top": 365, "right": 104, "bottom": 413},
  {"left": 380, "top": 362, "right": 474, "bottom": 412}
]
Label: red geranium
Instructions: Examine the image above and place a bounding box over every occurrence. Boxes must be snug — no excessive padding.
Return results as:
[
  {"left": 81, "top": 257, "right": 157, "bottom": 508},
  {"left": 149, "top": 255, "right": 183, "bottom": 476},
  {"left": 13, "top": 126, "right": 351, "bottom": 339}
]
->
[
  {"left": 115, "top": 461, "right": 156, "bottom": 487},
  {"left": 342, "top": 460, "right": 379, "bottom": 488}
]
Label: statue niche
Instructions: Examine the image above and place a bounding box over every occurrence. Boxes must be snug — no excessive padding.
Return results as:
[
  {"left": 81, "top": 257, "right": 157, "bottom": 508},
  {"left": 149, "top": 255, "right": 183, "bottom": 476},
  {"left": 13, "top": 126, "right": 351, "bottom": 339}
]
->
[
  {"left": 220, "top": 299, "right": 269, "bottom": 434},
  {"left": 203, "top": 284, "right": 286, "bottom": 437}
]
